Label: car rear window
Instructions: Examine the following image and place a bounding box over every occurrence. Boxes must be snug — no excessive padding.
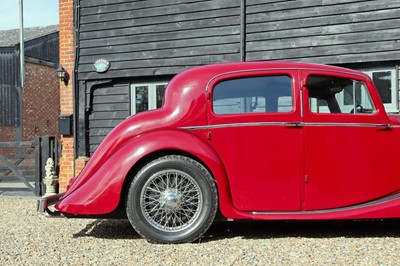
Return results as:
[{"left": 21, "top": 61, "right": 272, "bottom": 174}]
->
[{"left": 213, "top": 75, "right": 292, "bottom": 114}]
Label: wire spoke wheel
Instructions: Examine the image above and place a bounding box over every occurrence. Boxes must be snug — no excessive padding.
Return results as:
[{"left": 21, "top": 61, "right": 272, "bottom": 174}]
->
[
  {"left": 126, "top": 155, "right": 218, "bottom": 244},
  {"left": 141, "top": 170, "right": 203, "bottom": 232}
]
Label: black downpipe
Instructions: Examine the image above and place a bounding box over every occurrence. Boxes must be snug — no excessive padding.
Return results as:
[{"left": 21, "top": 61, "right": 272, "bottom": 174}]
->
[
  {"left": 240, "top": 0, "right": 246, "bottom": 62},
  {"left": 73, "top": 0, "right": 81, "bottom": 161}
]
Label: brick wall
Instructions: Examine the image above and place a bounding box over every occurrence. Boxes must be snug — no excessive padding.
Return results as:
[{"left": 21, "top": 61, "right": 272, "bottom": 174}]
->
[
  {"left": 0, "top": 61, "right": 59, "bottom": 160},
  {"left": 23, "top": 61, "right": 60, "bottom": 140},
  {"left": 0, "top": 61, "right": 59, "bottom": 147},
  {"left": 58, "top": 0, "right": 77, "bottom": 191},
  {"left": 0, "top": 127, "right": 16, "bottom": 142},
  {"left": 0, "top": 127, "right": 17, "bottom": 156}
]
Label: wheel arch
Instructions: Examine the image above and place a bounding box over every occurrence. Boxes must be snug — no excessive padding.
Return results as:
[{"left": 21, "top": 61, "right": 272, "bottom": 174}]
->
[
  {"left": 57, "top": 129, "right": 238, "bottom": 216},
  {"left": 119, "top": 148, "right": 217, "bottom": 209}
]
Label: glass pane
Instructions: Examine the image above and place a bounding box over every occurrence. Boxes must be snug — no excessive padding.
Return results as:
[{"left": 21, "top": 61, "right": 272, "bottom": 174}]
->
[
  {"left": 343, "top": 84, "right": 361, "bottom": 106},
  {"left": 372, "top": 71, "right": 392, "bottom": 104},
  {"left": 309, "top": 98, "right": 330, "bottom": 113},
  {"left": 156, "top": 84, "right": 167, "bottom": 108},
  {"left": 277, "top": 96, "right": 293, "bottom": 112},
  {"left": 346, "top": 82, "right": 374, "bottom": 112},
  {"left": 308, "top": 75, "right": 375, "bottom": 114},
  {"left": 136, "top": 86, "right": 148, "bottom": 113},
  {"left": 213, "top": 75, "right": 292, "bottom": 114},
  {"left": 214, "top": 98, "right": 244, "bottom": 114}
]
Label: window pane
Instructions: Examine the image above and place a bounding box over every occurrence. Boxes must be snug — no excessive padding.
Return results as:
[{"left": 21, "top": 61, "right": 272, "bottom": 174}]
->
[
  {"left": 343, "top": 84, "right": 361, "bottom": 106},
  {"left": 308, "top": 75, "right": 375, "bottom": 114},
  {"left": 135, "top": 86, "right": 149, "bottom": 113},
  {"left": 372, "top": 71, "right": 392, "bottom": 104},
  {"left": 213, "top": 75, "right": 292, "bottom": 114},
  {"left": 309, "top": 98, "right": 330, "bottom": 113},
  {"left": 156, "top": 84, "right": 167, "bottom": 108}
]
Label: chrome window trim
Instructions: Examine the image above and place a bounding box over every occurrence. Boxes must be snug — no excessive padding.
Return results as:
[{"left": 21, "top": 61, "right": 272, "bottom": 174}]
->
[
  {"left": 300, "top": 89, "right": 304, "bottom": 118},
  {"left": 181, "top": 122, "right": 399, "bottom": 130},
  {"left": 205, "top": 68, "right": 368, "bottom": 93},
  {"left": 182, "top": 122, "right": 302, "bottom": 130}
]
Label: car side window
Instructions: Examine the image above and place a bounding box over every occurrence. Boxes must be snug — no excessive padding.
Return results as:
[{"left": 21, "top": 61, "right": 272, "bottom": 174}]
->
[
  {"left": 212, "top": 75, "right": 292, "bottom": 114},
  {"left": 307, "top": 75, "right": 376, "bottom": 114}
]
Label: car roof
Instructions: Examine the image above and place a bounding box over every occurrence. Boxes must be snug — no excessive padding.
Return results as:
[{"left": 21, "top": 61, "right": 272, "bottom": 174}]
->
[
  {"left": 176, "top": 61, "right": 366, "bottom": 83},
  {"left": 164, "top": 61, "right": 369, "bottom": 109},
  {"left": 225, "top": 61, "right": 359, "bottom": 72},
  {"left": 169, "top": 61, "right": 366, "bottom": 91}
]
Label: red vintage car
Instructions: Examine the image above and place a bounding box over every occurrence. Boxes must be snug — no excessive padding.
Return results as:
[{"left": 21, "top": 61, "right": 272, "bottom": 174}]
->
[{"left": 38, "top": 61, "right": 400, "bottom": 243}]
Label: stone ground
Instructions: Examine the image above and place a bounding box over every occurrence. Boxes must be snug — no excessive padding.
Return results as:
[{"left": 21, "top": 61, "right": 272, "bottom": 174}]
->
[{"left": 1, "top": 189, "right": 400, "bottom": 265}]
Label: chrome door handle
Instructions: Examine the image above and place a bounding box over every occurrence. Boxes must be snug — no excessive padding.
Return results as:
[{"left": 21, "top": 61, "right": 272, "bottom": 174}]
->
[{"left": 284, "top": 122, "right": 303, "bottom": 128}]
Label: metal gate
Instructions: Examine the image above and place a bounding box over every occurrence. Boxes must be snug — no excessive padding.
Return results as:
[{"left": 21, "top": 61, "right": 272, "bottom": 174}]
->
[{"left": 0, "top": 136, "right": 59, "bottom": 196}]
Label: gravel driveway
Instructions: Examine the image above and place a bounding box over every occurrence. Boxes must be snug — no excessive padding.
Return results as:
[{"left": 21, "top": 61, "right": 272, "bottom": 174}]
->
[{"left": 1, "top": 195, "right": 400, "bottom": 265}]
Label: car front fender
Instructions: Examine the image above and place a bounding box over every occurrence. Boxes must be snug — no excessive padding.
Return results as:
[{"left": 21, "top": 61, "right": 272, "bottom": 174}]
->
[{"left": 56, "top": 129, "right": 236, "bottom": 216}]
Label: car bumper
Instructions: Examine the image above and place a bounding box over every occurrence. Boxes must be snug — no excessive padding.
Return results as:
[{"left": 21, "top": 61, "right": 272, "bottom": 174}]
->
[{"left": 37, "top": 193, "right": 65, "bottom": 216}]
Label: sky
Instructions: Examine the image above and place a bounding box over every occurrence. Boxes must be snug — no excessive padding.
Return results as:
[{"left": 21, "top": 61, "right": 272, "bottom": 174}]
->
[{"left": 0, "top": 0, "right": 59, "bottom": 30}]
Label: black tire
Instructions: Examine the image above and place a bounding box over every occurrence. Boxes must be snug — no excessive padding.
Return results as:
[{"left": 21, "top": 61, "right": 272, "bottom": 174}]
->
[{"left": 126, "top": 155, "right": 218, "bottom": 244}]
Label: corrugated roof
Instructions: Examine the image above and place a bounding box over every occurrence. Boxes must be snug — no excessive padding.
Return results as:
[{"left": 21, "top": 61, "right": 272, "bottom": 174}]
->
[{"left": 0, "top": 25, "right": 59, "bottom": 47}]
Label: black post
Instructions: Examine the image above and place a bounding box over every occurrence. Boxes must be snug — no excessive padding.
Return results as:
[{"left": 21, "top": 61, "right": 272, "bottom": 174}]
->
[
  {"left": 38, "top": 135, "right": 58, "bottom": 196},
  {"left": 34, "top": 136, "right": 42, "bottom": 196},
  {"left": 54, "top": 138, "right": 60, "bottom": 176},
  {"left": 40, "top": 136, "right": 56, "bottom": 178}
]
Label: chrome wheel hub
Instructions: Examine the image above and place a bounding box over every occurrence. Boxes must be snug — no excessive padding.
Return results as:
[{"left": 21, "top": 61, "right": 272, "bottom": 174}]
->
[
  {"left": 140, "top": 170, "right": 203, "bottom": 232},
  {"left": 160, "top": 190, "right": 182, "bottom": 213}
]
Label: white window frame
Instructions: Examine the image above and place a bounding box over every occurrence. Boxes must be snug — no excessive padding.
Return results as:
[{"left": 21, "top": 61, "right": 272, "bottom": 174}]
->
[
  {"left": 361, "top": 68, "right": 398, "bottom": 113},
  {"left": 130, "top": 82, "right": 168, "bottom": 115}
]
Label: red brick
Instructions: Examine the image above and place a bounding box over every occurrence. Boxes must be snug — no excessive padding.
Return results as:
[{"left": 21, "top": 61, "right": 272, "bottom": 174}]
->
[
  {"left": 58, "top": 0, "right": 76, "bottom": 190},
  {"left": 22, "top": 62, "right": 60, "bottom": 140},
  {"left": 0, "top": 62, "right": 59, "bottom": 143}
]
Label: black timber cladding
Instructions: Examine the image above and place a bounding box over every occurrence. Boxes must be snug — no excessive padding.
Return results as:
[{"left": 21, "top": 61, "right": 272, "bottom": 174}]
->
[
  {"left": 0, "top": 49, "right": 20, "bottom": 126},
  {"left": 0, "top": 26, "right": 59, "bottom": 126},
  {"left": 24, "top": 32, "right": 59, "bottom": 63},
  {"left": 75, "top": 0, "right": 400, "bottom": 156},
  {"left": 0, "top": 84, "right": 19, "bottom": 126},
  {"left": 77, "top": 0, "right": 400, "bottom": 80},
  {"left": 88, "top": 82, "right": 130, "bottom": 154},
  {"left": 0, "top": 49, "right": 20, "bottom": 87},
  {"left": 246, "top": 0, "right": 400, "bottom": 64},
  {"left": 77, "top": 0, "right": 241, "bottom": 80}
]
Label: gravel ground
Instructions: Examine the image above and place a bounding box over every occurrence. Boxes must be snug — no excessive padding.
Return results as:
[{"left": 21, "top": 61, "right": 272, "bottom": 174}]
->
[{"left": 1, "top": 195, "right": 400, "bottom": 265}]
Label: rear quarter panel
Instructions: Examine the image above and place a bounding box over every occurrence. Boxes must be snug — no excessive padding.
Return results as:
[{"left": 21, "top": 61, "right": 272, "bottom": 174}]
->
[{"left": 56, "top": 129, "right": 236, "bottom": 216}]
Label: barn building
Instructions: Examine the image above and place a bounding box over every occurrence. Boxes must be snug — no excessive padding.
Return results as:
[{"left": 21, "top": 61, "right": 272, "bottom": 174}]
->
[
  {"left": 0, "top": 25, "right": 59, "bottom": 143},
  {"left": 57, "top": 0, "right": 400, "bottom": 190}
]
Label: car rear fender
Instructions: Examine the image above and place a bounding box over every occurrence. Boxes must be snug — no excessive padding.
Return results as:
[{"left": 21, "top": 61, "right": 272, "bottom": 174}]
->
[{"left": 56, "top": 129, "right": 238, "bottom": 216}]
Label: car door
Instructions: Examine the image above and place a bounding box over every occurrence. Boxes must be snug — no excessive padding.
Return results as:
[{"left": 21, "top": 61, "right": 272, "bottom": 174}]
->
[
  {"left": 302, "top": 70, "right": 400, "bottom": 211},
  {"left": 208, "top": 70, "right": 303, "bottom": 212}
]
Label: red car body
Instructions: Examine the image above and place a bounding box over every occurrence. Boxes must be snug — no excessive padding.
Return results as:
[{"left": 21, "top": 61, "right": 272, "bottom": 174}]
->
[{"left": 39, "top": 61, "right": 400, "bottom": 243}]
